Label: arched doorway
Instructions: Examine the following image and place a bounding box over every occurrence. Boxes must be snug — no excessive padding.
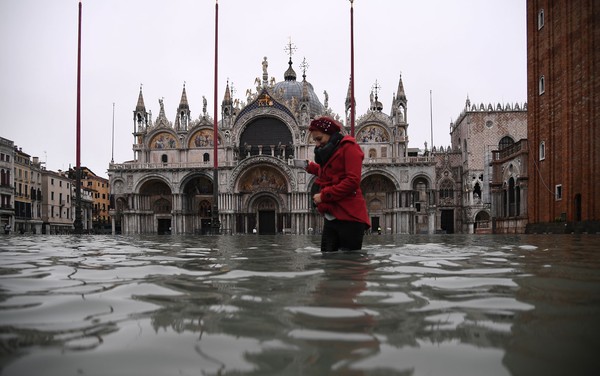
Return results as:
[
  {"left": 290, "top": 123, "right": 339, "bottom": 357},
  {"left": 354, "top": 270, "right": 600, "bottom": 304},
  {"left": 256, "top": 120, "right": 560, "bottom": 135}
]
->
[
  {"left": 254, "top": 196, "right": 277, "bottom": 235},
  {"left": 139, "top": 179, "right": 172, "bottom": 234},
  {"left": 182, "top": 175, "right": 213, "bottom": 234},
  {"left": 413, "top": 176, "right": 430, "bottom": 234},
  {"left": 361, "top": 174, "right": 396, "bottom": 233}
]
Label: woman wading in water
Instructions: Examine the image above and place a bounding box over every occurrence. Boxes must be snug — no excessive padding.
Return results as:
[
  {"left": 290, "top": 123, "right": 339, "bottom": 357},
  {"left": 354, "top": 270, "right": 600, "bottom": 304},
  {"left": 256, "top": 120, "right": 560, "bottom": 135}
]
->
[{"left": 304, "top": 116, "right": 370, "bottom": 252}]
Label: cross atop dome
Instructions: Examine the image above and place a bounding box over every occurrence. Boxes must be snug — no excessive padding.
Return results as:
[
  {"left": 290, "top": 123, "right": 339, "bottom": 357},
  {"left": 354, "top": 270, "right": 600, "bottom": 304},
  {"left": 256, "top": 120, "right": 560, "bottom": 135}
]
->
[{"left": 284, "top": 37, "right": 297, "bottom": 62}]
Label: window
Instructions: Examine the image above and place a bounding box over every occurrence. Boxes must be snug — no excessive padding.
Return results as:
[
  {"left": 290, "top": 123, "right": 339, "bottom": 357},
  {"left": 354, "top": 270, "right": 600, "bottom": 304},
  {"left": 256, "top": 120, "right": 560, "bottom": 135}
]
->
[
  {"left": 439, "top": 179, "right": 454, "bottom": 199},
  {"left": 539, "top": 141, "right": 546, "bottom": 160},
  {"left": 161, "top": 154, "right": 168, "bottom": 163},
  {"left": 499, "top": 136, "right": 515, "bottom": 150},
  {"left": 538, "top": 9, "right": 544, "bottom": 30},
  {"left": 555, "top": 184, "right": 562, "bottom": 200},
  {"left": 539, "top": 75, "right": 545, "bottom": 94},
  {"left": 203, "top": 153, "right": 210, "bottom": 163}
]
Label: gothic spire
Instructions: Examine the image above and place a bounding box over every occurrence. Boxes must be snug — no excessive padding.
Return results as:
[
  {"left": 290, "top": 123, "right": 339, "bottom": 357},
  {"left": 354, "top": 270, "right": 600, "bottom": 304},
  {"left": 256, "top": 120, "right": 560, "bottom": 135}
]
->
[
  {"left": 136, "top": 84, "right": 146, "bottom": 112},
  {"left": 396, "top": 74, "right": 406, "bottom": 100},
  {"left": 223, "top": 80, "right": 232, "bottom": 104},
  {"left": 345, "top": 76, "right": 353, "bottom": 110},
  {"left": 178, "top": 83, "right": 189, "bottom": 110}
]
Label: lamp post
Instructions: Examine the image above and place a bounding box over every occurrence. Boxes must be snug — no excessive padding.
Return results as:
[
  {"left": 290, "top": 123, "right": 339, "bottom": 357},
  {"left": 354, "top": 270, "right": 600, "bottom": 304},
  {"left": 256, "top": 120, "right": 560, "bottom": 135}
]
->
[{"left": 211, "top": 0, "right": 221, "bottom": 234}]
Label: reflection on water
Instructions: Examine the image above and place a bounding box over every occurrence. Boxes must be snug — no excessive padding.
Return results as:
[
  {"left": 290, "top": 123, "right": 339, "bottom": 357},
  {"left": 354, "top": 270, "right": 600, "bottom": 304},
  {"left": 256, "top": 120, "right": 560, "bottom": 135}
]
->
[{"left": 0, "top": 234, "right": 599, "bottom": 375}]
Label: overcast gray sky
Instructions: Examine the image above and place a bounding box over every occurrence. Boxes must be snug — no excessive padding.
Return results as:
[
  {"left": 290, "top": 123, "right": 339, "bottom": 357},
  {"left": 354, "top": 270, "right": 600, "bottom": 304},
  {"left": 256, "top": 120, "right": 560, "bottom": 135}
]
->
[{"left": 0, "top": 0, "right": 526, "bottom": 178}]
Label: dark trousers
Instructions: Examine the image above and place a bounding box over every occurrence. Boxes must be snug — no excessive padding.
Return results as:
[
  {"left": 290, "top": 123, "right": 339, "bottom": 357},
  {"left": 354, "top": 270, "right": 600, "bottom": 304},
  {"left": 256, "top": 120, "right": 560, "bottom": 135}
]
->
[{"left": 320, "top": 219, "right": 366, "bottom": 252}]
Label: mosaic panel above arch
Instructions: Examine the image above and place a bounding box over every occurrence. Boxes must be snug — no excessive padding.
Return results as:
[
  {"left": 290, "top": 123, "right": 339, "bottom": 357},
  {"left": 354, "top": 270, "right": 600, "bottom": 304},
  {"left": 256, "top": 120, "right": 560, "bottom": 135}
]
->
[
  {"left": 238, "top": 165, "right": 287, "bottom": 193},
  {"left": 356, "top": 124, "right": 390, "bottom": 143},
  {"left": 189, "top": 129, "right": 222, "bottom": 148},
  {"left": 150, "top": 132, "right": 179, "bottom": 149},
  {"left": 361, "top": 174, "right": 396, "bottom": 193}
]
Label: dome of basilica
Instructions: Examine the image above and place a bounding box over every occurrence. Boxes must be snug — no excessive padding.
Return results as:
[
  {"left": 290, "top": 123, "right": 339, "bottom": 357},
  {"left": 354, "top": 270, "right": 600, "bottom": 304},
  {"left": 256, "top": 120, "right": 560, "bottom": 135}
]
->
[{"left": 272, "top": 59, "right": 325, "bottom": 118}]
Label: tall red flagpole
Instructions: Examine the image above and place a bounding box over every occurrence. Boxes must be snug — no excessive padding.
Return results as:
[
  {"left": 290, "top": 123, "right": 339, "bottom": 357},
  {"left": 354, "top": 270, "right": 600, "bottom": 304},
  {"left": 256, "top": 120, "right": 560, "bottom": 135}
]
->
[
  {"left": 74, "top": 1, "right": 83, "bottom": 234},
  {"left": 350, "top": 0, "right": 355, "bottom": 137},
  {"left": 211, "top": 0, "right": 220, "bottom": 234}
]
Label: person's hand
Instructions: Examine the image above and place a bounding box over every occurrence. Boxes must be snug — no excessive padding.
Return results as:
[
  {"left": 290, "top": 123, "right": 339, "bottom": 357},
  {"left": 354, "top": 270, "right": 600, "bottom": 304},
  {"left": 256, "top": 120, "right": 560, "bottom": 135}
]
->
[{"left": 313, "top": 193, "right": 322, "bottom": 205}]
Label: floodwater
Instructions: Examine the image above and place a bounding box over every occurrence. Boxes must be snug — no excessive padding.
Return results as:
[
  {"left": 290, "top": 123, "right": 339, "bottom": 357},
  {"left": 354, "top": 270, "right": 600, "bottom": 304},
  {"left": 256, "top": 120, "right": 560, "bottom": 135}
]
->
[{"left": 0, "top": 234, "right": 599, "bottom": 376}]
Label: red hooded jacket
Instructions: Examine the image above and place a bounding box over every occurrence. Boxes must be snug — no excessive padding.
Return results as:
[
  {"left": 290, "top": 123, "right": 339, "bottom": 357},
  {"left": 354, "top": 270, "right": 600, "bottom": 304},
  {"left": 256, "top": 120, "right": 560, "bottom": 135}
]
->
[{"left": 307, "top": 135, "right": 371, "bottom": 228}]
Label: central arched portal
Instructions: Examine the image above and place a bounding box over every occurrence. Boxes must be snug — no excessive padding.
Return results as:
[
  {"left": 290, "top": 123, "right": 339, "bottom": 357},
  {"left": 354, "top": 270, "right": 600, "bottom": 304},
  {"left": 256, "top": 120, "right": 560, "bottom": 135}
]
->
[{"left": 237, "top": 164, "right": 288, "bottom": 234}]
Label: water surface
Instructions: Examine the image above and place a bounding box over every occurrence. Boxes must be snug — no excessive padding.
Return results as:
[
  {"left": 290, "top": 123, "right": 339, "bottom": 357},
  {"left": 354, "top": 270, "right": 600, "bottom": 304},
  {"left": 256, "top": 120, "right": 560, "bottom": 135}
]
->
[{"left": 1, "top": 234, "right": 599, "bottom": 375}]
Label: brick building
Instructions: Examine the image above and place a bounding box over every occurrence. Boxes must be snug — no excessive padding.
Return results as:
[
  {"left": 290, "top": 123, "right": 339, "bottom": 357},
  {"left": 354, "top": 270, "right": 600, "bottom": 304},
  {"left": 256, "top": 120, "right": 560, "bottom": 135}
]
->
[{"left": 526, "top": 0, "right": 600, "bottom": 232}]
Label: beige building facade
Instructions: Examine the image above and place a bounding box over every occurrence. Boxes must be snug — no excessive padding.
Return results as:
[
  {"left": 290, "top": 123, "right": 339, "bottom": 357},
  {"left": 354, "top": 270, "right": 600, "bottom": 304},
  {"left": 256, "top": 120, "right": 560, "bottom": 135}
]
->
[{"left": 13, "top": 148, "right": 44, "bottom": 234}]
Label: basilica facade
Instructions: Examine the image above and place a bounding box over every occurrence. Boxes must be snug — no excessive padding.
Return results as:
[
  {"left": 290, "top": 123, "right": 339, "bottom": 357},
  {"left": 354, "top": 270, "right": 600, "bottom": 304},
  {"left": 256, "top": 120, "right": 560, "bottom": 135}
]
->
[{"left": 108, "top": 57, "right": 449, "bottom": 235}]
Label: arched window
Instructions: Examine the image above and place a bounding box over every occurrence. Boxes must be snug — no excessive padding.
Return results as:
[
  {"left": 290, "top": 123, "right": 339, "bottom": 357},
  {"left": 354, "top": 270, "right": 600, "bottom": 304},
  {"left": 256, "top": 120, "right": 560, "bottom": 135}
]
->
[
  {"left": 539, "top": 75, "right": 545, "bottom": 95},
  {"left": 539, "top": 141, "right": 545, "bottom": 160},
  {"left": 473, "top": 182, "right": 482, "bottom": 200},
  {"left": 161, "top": 154, "right": 168, "bottom": 163},
  {"left": 508, "top": 177, "right": 516, "bottom": 216},
  {"left": 413, "top": 177, "right": 429, "bottom": 209},
  {"left": 439, "top": 179, "right": 454, "bottom": 200},
  {"left": 203, "top": 153, "right": 210, "bottom": 163},
  {"left": 499, "top": 136, "right": 514, "bottom": 150}
]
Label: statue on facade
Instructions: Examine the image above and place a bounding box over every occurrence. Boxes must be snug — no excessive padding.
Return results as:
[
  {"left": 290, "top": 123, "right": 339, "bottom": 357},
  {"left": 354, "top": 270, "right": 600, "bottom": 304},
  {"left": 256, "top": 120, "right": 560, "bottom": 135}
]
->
[{"left": 262, "top": 56, "right": 268, "bottom": 75}]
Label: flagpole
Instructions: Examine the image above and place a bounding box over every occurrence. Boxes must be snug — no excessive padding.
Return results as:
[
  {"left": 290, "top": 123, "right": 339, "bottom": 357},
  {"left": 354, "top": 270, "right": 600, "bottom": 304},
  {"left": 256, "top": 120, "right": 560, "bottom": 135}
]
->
[
  {"left": 111, "top": 102, "right": 115, "bottom": 164},
  {"left": 350, "top": 0, "right": 355, "bottom": 137},
  {"left": 430, "top": 90, "right": 434, "bottom": 151},
  {"left": 74, "top": 1, "right": 83, "bottom": 234},
  {"left": 211, "top": 0, "right": 220, "bottom": 234}
]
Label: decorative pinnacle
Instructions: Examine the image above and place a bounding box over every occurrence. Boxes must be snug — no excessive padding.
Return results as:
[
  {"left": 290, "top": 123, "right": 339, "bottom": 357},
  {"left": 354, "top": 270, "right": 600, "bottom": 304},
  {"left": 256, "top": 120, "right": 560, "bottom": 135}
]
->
[
  {"left": 300, "top": 57, "right": 309, "bottom": 78},
  {"left": 372, "top": 80, "right": 381, "bottom": 101},
  {"left": 229, "top": 79, "right": 236, "bottom": 98}
]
